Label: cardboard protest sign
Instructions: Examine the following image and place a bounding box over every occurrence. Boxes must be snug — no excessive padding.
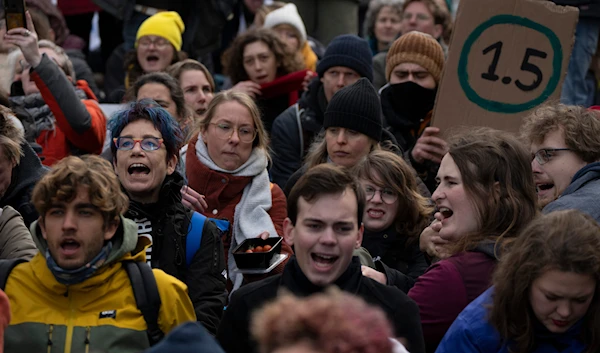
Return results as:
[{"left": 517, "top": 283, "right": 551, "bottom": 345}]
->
[{"left": 431, "top": 0, "right": 578, "bottom": 133}]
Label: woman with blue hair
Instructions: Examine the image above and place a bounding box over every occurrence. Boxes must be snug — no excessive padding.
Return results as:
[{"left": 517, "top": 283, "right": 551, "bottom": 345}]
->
[{"left": 109, "top": 99, "right": 227, "bottom": 335}]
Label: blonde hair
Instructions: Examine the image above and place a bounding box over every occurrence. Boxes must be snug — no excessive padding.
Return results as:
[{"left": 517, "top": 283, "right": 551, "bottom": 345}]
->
[
  {"left": 38, "top": 39, "right": 75, "bottom": 79},
  {"left": 0, "top": 106, "right": 24, "bottom": 165},
  {"left": 199, "top": 90, "right": 271, "bottom": 159}
]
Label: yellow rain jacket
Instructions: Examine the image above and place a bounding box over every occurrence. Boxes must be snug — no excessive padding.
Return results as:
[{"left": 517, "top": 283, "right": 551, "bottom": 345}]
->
[{"left": 4, "top": 216, "right": 196, "bottom": 353}]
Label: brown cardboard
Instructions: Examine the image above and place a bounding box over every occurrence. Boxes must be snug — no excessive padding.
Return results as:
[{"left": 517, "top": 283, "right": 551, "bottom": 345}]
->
[{"left": 431, "top": 0, "right": 579, "bottom": 134}]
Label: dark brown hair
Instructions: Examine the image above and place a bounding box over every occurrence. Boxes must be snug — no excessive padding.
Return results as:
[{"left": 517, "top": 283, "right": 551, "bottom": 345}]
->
[
  {"left": 490, "top": 210, "right": 600, "bottom": 353},
  {"left": 446, "top": 127, "right": 538, "bottom": 256},
  {"left": 222, "top": 28, "right": 304, "bottom": 84},
  {"left": 287, "top": 164, "right": 365, "bottom": 226},
  {"left": 354, "top": 149, "right": 433, "bottom": 237}
]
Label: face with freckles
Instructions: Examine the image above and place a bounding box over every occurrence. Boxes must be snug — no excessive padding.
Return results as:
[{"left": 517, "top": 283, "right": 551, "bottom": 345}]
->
[{"left": 114, "top": 119, "right": 177, "bottom": 204}]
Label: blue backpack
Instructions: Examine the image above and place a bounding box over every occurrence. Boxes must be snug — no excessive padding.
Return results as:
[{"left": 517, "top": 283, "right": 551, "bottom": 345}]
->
[{"left": 185, "top": 212, "right": 230, "bottom": 267}]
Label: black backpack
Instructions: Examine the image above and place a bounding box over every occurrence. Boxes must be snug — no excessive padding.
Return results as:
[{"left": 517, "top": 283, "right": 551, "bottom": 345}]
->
[{"left": 0, "top": 258, "right": 164, "bottom": 346}]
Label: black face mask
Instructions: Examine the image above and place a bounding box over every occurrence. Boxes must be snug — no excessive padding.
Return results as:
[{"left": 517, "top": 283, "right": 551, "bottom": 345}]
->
[
  {"left": 10, "top": 81, "right": 24, "bottom": 97},
  {"left": 382, "top": 81, "right": 437, "bottom": 121}
]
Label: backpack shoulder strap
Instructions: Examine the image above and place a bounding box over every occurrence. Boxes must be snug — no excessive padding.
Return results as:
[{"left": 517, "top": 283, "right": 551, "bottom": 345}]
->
[
  {"left": 123, "top": 261, "right": 164, "bottom": 346},
  {"left": 186, "top": 211, "right": 207, "bottom": 268},
  {"left": 0, "top": 258, "right": 27, "bottom": 290}
]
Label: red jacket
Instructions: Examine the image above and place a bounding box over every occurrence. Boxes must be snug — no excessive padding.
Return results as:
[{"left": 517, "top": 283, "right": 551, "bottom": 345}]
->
[
  {"left": 185, "top": 134, "right": 292, "bottom": 282},
  {"left": 57, "top": 0, "right": 100, "bottom": 16},
  {"left": 32, "top": 55, "right": 106, "bottom": 166},
  {"left": 408, "top": 251, "right": 497, "bottom": 353}
]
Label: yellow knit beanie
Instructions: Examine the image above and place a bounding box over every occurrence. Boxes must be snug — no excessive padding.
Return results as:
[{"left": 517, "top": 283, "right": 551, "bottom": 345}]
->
[
  {"left": 386, "top": 31, "right": 445, "bottom": 84},
  {"left": 136, "top": 11, "right": 185, "bottom": 51}
]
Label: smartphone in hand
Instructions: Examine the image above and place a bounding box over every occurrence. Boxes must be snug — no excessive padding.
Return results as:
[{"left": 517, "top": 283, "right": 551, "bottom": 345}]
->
[{"left": 4, "top": 0, "right": 26, "bottom": 31}]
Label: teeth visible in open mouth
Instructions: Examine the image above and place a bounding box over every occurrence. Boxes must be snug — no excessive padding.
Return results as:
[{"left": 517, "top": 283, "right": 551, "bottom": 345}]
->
[
  {"left": 439, "top": 207, "right": 453, "bottom": 218},
  {"left": 128, "top": 163, "right": 150, "bottom": 175},
  {"left": 312, "top": 254, "right": 337, "bottom": 264}
]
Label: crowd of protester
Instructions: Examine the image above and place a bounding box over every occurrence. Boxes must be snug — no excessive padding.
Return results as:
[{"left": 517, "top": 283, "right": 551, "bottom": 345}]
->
[{"left": 0, "top": 0, "right": 599, "bottom": 352}]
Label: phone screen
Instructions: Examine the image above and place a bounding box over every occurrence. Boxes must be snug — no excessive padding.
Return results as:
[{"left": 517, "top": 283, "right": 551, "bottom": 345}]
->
[{"left": 4, "top": 0, "right": 26, "bottom": 30}]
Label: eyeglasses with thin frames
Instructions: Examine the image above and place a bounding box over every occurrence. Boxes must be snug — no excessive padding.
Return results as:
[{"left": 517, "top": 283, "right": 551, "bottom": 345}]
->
[
  {"left": 113, "top": 137, "right": 164, "bottom": 151},
  {"left": 364, "top": 186, "right": 398, "bottom": 204},
  {"left": 137, "top": 38, "right": 170, "bottom": 49},
  {"left": 532, "top": 148, "right": 571, "bottom": 165},
  {"left": 209, "top": 122, "right": 257, "bottom": 143}
]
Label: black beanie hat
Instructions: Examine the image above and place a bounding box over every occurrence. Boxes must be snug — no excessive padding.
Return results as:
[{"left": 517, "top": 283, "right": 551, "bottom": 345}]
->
[
  {"left": 317, "top": 35, "right": 374, "bottom": 82},
  {"left": 324, "top": 78, "right": 382, "bottom": 142}
]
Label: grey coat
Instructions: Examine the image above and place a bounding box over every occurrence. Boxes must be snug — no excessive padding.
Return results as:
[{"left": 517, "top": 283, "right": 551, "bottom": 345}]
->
[
  {"left": 0, "top": 206, "right": 37, "bottom": 260},
  {"left": 543, "top": 162, "right": 600, "bottom": 223}
]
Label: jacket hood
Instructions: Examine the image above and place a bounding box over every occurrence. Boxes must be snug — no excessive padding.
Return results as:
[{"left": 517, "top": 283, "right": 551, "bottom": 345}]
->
[
  {"left": 143, "top": 321, "right": 225, "bottom": 353},
  {"left": 569, "top": 161, "right": 600, "bottom": 189},
  {"left": 298, "top": 77, "right": 328, "bottom": 130},
  {"left": 473, "top": 240, "right": 499, "bottom": 259},
  {"left": 30, "top": 214, "right": 140, "bottom": 266},
  {"left": 0, "top": 142, "right": 47, "bottom": 205}
]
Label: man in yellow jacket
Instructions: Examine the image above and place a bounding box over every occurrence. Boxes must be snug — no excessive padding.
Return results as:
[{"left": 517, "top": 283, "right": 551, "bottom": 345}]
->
[{"left": 3, "top": 155, "right": 196, "bottom": 353}]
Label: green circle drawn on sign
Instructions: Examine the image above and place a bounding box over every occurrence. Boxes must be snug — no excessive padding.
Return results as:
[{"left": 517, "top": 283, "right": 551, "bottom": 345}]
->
[{"left": 457, "top": 14, "right": 563, "bottom": 114}]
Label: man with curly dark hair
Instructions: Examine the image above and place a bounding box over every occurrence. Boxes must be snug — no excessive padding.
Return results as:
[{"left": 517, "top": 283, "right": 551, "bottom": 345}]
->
[{"left": 3, "top": 155, "right": 196, "bottom": 352}]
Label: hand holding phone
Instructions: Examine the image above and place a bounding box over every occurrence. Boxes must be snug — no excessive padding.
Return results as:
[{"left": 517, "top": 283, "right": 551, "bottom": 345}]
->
[
  {"left": 4, "top": 0, "right": 26, "bottom": 31},
  {"left": 4, "top": 11, "right": 42, "bottom": 68}
]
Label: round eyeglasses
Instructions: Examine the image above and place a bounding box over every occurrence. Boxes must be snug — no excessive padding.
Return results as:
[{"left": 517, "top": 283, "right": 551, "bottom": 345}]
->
[
  {"left": 113, "top": 137, "right": 164, "bottom": 151},
  {"left": 364, "top": 186, "right": 398, "bottom": 204},
  {"left": 210, "top": 123, "right": 257, "bottom": 143}
]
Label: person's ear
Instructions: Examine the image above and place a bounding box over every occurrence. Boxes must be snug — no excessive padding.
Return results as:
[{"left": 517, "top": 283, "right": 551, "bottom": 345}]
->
[
  {"left": 113, "top": 157, "right": 118, "bottom": 176},
  {"left": 166, "top": 154, "right": 177, "bottom": 175},
  {"left": 355, "top": 223, "right": 364, "bottom": 249},
  {"left": 38, "top": 217, "right": 47, "bottom": 240},
  {"left": 283, "top": 217, "right": 295, "bottom": 246},
  {"left": 103, "top": 217, "right": 120, "bottom": 241},
  {"left": 433, "top": 24, "right": 443, "bottom": 40},
  {"left": 48, "top": 28, "right": 56, "bottom": 43}
]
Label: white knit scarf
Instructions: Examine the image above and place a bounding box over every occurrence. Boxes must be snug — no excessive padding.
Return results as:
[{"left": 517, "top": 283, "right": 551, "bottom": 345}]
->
[{"left": 195, "top": 135, "right": 279, "bottom": 291}]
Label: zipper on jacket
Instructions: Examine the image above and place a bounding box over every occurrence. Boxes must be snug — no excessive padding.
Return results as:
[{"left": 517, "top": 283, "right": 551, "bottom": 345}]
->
[
  {"left": 84, "top": 327, "right": 90, "bottom": 353},
  {"left": 65, "top": 289, "right": 74, "bottom": 353},
  {"left": 47, "top": 324, "right": 54, "bottom": 353}
]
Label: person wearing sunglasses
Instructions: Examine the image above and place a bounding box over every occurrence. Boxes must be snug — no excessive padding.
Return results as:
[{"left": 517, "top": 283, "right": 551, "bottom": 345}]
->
[
  {"left": 354, "top": 150, "right": 432, "bottom": 293},
  {"left": 109, "top": 99, "right": 227, "bottom": 335},
  {"left": 180, "top": 90, "right": 293, "bottom": 293},
  {"left": 521, "top": 103, "right": 600, "bottom": 223}
]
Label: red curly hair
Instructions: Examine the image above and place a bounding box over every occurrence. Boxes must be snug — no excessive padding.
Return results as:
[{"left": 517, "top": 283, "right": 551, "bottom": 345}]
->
[{"left": 251, "top": 288, "right": 393, "bottom": 353}]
